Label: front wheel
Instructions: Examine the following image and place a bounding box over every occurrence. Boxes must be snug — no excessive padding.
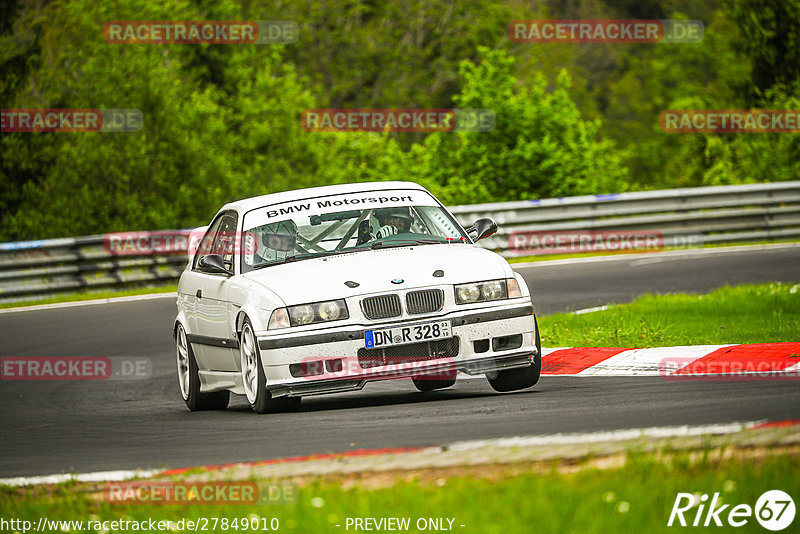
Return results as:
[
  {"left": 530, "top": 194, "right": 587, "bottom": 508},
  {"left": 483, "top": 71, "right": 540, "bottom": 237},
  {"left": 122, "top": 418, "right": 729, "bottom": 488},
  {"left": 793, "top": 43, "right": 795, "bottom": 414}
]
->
[
  {"left": 176, "top": 324, "right": 229, "bottom": 411},
  {"left": 240, "top": 318, "right": 301, "bottom": 414},
  {"left": 412, "top": 370, "right": 457, "bottom": 392},
  {"left": 487, "top": 315, "right": 542, "bottom": 393}
]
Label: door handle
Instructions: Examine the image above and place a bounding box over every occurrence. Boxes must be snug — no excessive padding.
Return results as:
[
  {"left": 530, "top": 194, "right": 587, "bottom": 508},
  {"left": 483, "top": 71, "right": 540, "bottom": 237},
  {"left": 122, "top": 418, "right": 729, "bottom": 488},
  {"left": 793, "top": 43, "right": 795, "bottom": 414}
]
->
[{"left": 196, "top": 289, "right": 202, "bottom": 299}]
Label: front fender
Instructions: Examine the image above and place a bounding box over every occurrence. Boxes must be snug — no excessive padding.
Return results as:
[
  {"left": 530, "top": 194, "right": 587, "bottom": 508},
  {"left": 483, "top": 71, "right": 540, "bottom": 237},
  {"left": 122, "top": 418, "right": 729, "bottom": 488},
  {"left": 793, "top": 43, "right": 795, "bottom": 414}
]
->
[
  {"left": 227, "top": 278, "right": 286, "bottom": 335},
  {"left": 173, "top": 306, "right": 190, "bottom": 340}
]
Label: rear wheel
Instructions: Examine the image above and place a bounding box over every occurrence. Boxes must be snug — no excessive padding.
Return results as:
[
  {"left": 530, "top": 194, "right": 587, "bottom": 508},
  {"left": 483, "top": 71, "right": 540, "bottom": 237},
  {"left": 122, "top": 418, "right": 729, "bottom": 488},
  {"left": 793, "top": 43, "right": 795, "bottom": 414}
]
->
[
  {"left": 240, "top": 318, "right": 301, "bottom": 414},
  {"left": 176, "top": 324, "right": 230, "bottom": 411},
  {"left": 487, "top": 315, "right": 542, "bottom": 393}
]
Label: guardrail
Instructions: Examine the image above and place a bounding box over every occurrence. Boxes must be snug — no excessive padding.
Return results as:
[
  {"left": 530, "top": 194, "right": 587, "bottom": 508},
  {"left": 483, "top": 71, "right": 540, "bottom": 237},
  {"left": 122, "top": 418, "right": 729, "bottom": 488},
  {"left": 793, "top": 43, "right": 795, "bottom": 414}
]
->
[
  {"left": 1, "top": 181, "right": 799, "bottom": 304},
  {"left": 451, "top": 181, "right": 800, "bottom": 254}
]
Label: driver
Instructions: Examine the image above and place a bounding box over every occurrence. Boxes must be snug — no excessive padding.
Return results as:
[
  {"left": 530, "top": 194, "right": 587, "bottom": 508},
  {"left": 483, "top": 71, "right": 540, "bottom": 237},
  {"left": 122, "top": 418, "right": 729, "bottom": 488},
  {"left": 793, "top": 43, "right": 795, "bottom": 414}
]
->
[
  {"left": 374, "top": 207, "right": 413, "bottom": 239},
  {"left": 246, "top": 219, "right": 298, "bottom": 264}
]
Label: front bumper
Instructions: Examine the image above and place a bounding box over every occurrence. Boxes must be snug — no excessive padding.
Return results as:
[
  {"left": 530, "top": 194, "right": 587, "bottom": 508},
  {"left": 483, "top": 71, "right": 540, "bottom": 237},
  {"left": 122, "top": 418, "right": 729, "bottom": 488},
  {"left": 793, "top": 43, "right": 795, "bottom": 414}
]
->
[{"left": 256, "top": 303, "right": 537, "bottom": 397}]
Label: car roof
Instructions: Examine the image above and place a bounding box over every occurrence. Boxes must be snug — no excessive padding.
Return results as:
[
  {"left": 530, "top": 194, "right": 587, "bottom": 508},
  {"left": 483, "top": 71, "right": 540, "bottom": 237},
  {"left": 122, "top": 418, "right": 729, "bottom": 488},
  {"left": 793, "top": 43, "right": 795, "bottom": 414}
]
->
[{"left": 221, "top": 181, "right": 431, "bottom": 214}]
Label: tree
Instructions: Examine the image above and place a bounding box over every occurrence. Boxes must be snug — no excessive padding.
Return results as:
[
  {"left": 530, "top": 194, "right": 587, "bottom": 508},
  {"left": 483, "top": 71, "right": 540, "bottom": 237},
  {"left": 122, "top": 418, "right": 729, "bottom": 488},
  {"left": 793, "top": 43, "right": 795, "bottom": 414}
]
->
[
  {"left": 411, "top": 48, "right": 628, "bottom": 204},
  {"left": 724, "top": 0, "right": 800, "bottom": 103}
]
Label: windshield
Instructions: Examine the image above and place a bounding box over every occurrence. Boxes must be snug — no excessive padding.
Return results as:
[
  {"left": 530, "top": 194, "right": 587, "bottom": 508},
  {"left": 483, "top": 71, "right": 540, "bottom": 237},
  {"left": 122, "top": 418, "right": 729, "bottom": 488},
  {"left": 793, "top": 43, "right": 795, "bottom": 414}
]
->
[{"left": 240, "top": 188, "right": 468, "bottom": 271}]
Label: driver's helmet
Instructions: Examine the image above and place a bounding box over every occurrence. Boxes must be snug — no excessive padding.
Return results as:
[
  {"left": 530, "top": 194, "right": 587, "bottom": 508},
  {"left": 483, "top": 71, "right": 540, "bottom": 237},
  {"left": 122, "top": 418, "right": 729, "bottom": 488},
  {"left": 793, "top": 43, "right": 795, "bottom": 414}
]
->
[
  {"left": 375, "top": 207, "right": 413, "bottom": 233},
  {"left": 247, "top": 219, "right": 298, "bottom": 264}
]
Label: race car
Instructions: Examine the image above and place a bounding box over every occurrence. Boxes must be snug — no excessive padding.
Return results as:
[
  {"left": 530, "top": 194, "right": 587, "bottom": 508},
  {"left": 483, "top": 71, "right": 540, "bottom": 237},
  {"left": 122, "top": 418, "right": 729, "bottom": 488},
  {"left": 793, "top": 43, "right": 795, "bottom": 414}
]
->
[{"left": 174, "top": 181, "right": 541, "bottom": 413}]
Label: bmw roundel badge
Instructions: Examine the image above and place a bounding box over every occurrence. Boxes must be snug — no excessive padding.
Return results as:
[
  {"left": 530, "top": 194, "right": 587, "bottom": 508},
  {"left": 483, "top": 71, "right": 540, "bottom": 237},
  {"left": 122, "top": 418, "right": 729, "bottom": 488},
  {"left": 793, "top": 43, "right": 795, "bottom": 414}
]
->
[{"left": 391, "top": 278, "right": 404, "bottom": 284}]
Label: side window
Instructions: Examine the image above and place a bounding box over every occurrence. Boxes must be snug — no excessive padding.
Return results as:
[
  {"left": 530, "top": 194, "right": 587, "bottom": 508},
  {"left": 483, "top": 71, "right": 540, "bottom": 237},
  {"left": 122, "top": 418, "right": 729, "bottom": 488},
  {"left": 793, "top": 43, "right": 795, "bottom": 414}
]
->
[
  {"left": 192, "top": 213, "right": 238, "bottom": 271},
  {"left": 217, "top": 213, "right": 238, "bottom": 269}
]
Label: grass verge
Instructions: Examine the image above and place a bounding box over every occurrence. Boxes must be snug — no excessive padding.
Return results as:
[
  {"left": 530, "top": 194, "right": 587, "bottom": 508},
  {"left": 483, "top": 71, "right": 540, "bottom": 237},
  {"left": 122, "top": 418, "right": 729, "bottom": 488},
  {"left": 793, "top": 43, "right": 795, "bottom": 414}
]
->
[
  {"left": 538, "top": 282, "right": 800, "bottom": 348},
  {"left": 1, "top": 449, "right": 797, "bottom": 533},
  {"left": 0, "top": 284, "right": 177, "bottom": 310}
]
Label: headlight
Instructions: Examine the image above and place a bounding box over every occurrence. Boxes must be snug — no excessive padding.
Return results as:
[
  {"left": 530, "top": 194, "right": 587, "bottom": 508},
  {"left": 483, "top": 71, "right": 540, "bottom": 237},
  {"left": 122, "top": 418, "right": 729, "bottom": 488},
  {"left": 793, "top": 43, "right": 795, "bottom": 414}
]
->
[
  {"left": 456, "top": 283, "right": 481, "bottom": 303},
  {"left": 482, "top": 280, "right": 504, "bottom": 300},
  {"left": 318, "top": 300, "right": 344, "bottom": 321},
  {"left": 455, "top": 279, "right": 519, "bottom": 304},
  {"left": 268, "top": 299, "right": 350, "bottom": 329},
  {"left": 292, "top": 304, "right": 315, "bottom": 325}
]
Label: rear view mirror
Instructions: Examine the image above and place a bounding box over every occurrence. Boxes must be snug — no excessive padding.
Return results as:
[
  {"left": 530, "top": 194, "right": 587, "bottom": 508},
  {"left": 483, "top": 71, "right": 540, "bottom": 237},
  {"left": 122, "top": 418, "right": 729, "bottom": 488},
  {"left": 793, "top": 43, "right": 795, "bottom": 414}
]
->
[
  {"left": 467, "top": 218, "right": 498, "bottom": 242},
  {"left": 197, "top": 254, "right": 232, "bottom": 275}
]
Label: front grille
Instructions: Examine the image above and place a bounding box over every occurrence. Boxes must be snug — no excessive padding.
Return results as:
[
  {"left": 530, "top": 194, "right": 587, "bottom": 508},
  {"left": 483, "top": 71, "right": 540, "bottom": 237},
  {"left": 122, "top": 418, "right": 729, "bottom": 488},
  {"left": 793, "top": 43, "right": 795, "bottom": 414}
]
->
[
  {"left": 358, "top": 337, "right": 460, "bottom": 368},
  {"left": 405, "top": 289, "right": 444, "bottom": 315},
  {"left": 361, "top": 294, "right": 402, "bottom": 320}
]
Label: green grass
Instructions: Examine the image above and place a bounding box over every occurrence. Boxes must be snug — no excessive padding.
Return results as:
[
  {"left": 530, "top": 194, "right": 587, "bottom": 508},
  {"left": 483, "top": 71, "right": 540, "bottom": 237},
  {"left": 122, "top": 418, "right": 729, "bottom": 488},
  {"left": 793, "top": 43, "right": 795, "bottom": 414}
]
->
[
  {"left": 539, "top": 282, "right": 800, "bottom": 348},
  {"left": 0, "top": 284, "right": 177, "bottom": 309},
  {"left": 1, "top": 452, "right": 797, "bottom": 533}
]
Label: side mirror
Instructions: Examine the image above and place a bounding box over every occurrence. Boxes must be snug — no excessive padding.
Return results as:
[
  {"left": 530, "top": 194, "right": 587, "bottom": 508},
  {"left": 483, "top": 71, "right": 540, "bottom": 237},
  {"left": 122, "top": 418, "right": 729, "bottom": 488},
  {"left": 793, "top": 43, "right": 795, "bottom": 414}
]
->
[
  {"left": 467, "top": 218, "right": 498, "bottom": 242},
  {"left": 197, "top": 254, "right": 232, "bottom": 275}
]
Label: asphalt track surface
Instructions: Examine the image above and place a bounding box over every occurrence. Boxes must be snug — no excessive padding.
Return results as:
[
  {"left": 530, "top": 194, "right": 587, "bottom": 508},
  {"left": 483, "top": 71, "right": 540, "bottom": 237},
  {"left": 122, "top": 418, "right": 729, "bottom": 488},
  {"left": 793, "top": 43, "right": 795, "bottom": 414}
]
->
[{"left": 1, "top": 245, "right": 799, "bottom": 478}]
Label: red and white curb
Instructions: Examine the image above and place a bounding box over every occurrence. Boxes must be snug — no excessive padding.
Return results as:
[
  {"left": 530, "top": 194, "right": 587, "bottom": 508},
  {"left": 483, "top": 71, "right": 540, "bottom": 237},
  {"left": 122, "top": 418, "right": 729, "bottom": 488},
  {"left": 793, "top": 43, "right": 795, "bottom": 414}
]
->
[
  {"left": 3, "top": 420, "right": 798, "bottom": 488},
  {"left": 540, "top": 342, "right": 800, "bottom": 377}
]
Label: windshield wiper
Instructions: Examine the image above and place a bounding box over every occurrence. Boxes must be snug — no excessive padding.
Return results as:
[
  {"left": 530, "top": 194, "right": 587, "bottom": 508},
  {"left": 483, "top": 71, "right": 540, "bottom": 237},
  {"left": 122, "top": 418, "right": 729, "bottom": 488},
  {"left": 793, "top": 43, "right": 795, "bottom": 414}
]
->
[
  {"left": 252, "top": 250, "right": 346, "bottom": 270},
  {"left": 370, "top": 238, "right": 443, "bottom": 249}
]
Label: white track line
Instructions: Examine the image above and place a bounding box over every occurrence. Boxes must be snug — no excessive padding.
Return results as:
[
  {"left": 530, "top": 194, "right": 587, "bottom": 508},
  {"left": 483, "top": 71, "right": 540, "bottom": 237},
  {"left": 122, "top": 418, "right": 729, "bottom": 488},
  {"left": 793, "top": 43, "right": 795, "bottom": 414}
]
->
[
  {"left": 446, "top": 421, "right": 763, "bottom": 451},
  {"left": 0, "top": 469, "right": 158, "bottom": 488},
  {"left": 0, "top": 292, "right": 175, "bottom": 314},
  {"left": 572, "top": 305, "right": 609, "bottom": 315}
]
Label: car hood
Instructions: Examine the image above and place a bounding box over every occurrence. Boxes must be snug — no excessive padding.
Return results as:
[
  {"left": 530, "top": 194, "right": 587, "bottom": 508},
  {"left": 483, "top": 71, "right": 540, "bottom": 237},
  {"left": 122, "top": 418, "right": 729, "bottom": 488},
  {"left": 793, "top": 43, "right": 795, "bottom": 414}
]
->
[{"left": 241, "top": 244, "right": 511, "bottom": 305}]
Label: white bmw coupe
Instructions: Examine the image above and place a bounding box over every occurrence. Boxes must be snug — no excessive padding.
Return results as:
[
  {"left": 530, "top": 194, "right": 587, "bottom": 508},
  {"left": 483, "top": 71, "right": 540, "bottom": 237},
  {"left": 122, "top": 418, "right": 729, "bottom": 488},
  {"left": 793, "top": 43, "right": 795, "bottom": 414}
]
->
[{"left": 175, "top": 181, "right": 540, "bottom": 413}]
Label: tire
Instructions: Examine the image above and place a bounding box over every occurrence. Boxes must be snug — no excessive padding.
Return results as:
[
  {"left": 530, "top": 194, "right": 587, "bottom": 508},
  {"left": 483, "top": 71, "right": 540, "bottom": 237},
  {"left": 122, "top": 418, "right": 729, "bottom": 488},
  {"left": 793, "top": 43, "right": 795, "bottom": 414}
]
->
[
  {"left": 486, "top": 315, "right": 542, "bottom": 393},
  {"left": 240, "top": 318, "right": 301, "bottom": 414},
  {"left": 412, "top": 371, "right": 457, "bottom": 392},
  {"left": 176, "top": 324, "right": 230, "bottom": 411}
]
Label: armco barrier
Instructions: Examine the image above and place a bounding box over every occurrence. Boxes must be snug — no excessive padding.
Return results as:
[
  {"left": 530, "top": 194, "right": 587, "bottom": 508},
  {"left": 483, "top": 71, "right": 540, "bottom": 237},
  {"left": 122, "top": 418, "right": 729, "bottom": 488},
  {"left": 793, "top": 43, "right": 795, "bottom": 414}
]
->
[
  {"left": 450, "top": 181, "right": 800, "bottom": 254},
  {"left": 1, "top": 181, "right": 799, "bottom": 304},
  {"left": 0, "top": 235, "right": 187, "bottom": 304}
]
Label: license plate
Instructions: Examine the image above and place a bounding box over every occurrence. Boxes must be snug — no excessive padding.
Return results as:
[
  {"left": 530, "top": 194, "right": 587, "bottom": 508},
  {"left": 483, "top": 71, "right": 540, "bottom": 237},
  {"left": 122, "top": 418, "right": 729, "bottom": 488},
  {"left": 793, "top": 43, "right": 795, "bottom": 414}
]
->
[{"left": 365, "top": 320, "right": 452, "bottom": 349}]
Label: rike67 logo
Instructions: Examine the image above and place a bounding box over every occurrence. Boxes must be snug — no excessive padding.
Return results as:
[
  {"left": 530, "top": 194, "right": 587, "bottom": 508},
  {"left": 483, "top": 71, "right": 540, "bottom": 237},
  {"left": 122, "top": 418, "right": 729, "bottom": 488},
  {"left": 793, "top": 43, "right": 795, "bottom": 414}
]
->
[{"left": 668, "top": 490, "right": 795, "bottom": 530}]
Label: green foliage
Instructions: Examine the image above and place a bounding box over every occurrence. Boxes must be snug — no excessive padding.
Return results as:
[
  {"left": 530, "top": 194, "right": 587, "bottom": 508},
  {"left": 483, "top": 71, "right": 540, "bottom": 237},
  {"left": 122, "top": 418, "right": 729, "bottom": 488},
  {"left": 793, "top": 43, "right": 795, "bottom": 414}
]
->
[
  {"left": 723, "top": 0, "right": 800, "bottom": 102},
  {"left": 1, "top": 0, "right": 318, "bottom": 237},
  {"left": 1, "top": 0, "right": 798, "bottom": 240},
  {"left": 411, "top": 48, "right": 628, "bottom": 204}
]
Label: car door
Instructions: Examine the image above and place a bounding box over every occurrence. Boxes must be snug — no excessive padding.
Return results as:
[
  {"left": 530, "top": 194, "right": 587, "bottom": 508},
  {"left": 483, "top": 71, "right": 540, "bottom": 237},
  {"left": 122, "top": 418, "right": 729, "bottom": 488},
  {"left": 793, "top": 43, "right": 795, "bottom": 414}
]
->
[
  {"left": 179, "top": 216, "right": 224, "bottom": 347},
  {"left": 185, "top": 212, "right": 240, "bottom": 372}
]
